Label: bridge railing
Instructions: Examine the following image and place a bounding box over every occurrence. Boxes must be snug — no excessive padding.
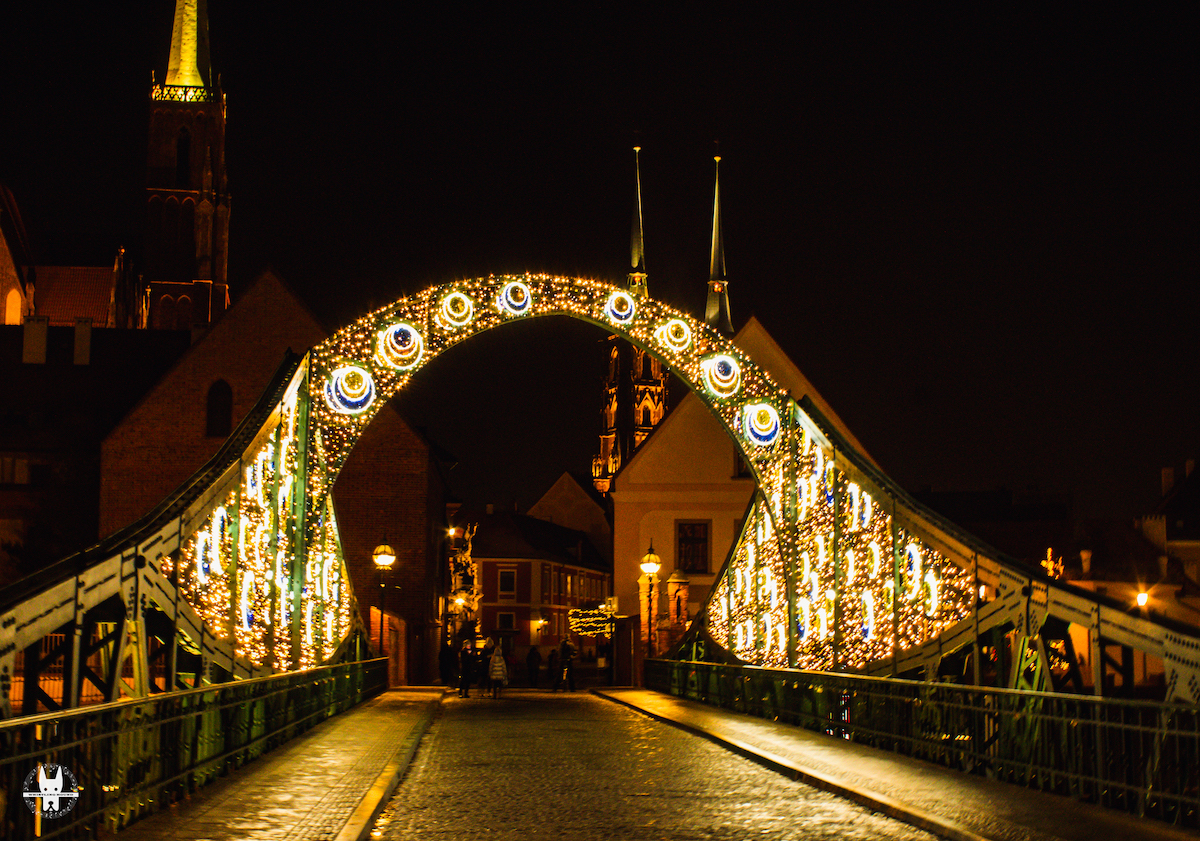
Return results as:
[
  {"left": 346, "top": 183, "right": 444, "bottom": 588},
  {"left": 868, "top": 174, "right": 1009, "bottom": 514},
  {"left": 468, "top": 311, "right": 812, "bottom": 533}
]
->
[
  {"left": 646, "top": 659, "right": 1200, "bottom": 827},
  {"left": 0, "top": 658, "right": 387, "bottom": 839}
]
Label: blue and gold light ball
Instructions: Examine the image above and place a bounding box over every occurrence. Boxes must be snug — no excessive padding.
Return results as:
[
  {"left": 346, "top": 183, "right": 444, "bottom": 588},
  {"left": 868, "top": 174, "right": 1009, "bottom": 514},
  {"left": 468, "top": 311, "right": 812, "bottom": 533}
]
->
[
  {"left": 376, "top": 322, "right": 424, "bottom": 370},
  {"left": 653, "top": 318, "right": 692, "bottom": 352},
  {"left": 701, "top": 354, "right": 741, "bottom": 398},
  {"left": 324, "top": 365, "right": 376, "bottom": 415},
  {"left": 440, "top": 291, "right": 474, "bottom": 328},
  {"left": 742, "top": 402, "right": 780, "bottom": 447},
  {"left": 604, "top": 290, "right": 636, "bottom": 324},
  {"left": 497, "top": 280, "right": 532, "bottom": 316}
]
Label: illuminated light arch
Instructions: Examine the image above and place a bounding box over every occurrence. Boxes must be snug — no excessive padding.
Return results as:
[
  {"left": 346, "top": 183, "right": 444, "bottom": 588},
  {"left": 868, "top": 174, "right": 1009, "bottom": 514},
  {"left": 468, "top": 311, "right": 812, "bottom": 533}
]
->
[{"left": 44, "top": 271, "right": 1197, "bottom": 702}]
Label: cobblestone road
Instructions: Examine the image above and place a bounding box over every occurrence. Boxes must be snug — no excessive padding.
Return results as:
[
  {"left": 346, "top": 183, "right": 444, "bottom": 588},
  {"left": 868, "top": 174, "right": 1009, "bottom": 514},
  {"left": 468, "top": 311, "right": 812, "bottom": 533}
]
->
[{"left": 372, "top": 690, "right": 938, "bottom": 840}]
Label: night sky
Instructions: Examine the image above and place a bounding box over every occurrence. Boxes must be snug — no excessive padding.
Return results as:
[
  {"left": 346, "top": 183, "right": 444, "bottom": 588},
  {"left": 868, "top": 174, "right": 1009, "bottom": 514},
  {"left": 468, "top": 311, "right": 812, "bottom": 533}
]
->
[{"left": 2, "top": 5, "right": 1195, "bottom": 523}]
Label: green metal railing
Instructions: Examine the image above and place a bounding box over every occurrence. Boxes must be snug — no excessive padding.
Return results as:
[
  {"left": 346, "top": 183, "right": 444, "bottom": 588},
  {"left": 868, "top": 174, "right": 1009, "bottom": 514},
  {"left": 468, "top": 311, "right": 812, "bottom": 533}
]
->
[
  {"left": 646, "top": 659, "right": 1200, "bottom": 827},
  {"left": 0, "top": 658, "right": 387, "bottom": 839}
]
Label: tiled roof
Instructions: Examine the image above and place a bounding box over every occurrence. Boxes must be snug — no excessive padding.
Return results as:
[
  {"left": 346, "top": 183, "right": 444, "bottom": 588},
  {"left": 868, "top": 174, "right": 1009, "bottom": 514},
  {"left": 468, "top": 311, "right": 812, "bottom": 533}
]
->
[{"left": 33, "top": 266, "right": 112, "bottom": 326}]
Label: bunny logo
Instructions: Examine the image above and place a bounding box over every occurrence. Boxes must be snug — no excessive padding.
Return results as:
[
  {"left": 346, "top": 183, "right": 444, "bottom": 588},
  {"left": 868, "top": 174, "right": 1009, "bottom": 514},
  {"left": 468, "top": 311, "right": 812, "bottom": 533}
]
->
[{"left": 21, "top": 763, "right": 79, "bottom": 818}]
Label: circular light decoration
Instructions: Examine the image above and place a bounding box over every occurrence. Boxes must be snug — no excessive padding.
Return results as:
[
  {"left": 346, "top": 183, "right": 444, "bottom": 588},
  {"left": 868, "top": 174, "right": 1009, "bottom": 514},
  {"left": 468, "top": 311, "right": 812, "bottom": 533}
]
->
[
  {"left": 862, "top": 590, "right": 876, "bottom": 640},
  {"left": 743, "top": 403, "right": 780, "bottom": 447},
  {"left": 653, "top": 318, "right": 692, "bottom": 352},
  {"left": 440, "top": 291, "right": 474, "bottom": 328},
  {"left": 497, "top": 280, "right": 532, "bottom": 316},
  {"left": 604, "top": 290, "right": 636, "bottom": 324},
  {"left": 376, "top": 322, "right": 424, "bottom": 370},
  {"left": 701, "top": 354, "right": 741, "bottom": 398},
  {"left": 324, "top": 365, "right": 376, "bottom": 415}
]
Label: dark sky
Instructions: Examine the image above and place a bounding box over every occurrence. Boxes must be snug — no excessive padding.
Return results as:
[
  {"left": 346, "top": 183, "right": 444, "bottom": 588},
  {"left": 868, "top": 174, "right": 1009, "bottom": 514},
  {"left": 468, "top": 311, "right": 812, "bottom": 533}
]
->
[{"left": 2, "top": 5, "right": 1196, "bottom": 521}]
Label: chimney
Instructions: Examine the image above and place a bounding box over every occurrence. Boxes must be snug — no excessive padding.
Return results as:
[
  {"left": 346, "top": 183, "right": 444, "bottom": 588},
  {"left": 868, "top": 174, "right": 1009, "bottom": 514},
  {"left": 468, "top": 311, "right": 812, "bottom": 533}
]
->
[{"left": 1080, "top": 549, "right": 1092, "bottom": 577}]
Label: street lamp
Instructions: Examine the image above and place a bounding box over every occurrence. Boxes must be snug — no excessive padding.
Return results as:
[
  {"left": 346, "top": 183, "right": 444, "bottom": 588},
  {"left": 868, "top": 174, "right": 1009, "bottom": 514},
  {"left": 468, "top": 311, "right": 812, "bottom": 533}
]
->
[
  {"left": 639, "top": 541, "right": 661, "bottom": 659},
  {"left": 373, "top": 542, "right": 396, "bottom": 654}
]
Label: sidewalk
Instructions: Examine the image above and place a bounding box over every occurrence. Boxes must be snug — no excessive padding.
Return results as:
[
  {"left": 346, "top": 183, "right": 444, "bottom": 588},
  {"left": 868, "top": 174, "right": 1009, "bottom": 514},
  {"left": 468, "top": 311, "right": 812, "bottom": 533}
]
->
[
  {"left": 115, "top": 687, "right": 444, "bottom": 841},
  {"left": 594, "top": 688, "right": 1197, "bottom": 841}
]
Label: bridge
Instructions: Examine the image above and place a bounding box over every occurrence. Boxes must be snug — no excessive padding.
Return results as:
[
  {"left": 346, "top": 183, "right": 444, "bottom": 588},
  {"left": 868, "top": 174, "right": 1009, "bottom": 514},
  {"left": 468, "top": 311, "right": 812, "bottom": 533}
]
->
[{"left": 2, "top": 275, "right": 1198, "bottom": 836}]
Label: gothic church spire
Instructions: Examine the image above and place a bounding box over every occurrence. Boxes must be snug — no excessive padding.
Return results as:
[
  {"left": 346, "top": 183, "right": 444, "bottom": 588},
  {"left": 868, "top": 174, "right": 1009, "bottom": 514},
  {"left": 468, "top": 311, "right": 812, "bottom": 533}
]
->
[
  {"left": 165, "top": 0, "right": 213, "bottom": 89},
  {"left": 705, "top": 155, "right": 734, "bottom": 335},
  {"left": 628, "top": 146, "right": 648, "bottom": 299}
]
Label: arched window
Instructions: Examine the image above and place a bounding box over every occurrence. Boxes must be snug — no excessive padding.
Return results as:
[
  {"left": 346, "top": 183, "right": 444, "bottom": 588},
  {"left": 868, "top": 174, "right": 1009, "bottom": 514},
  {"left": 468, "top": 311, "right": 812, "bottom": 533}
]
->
[
  {"left": 176, "top": 128, "right": 191, "bottom": 188},
  {"left": 642, "top": 407, "right": 652, "bottom": 428},
  {"left": 155, "top": 295, "right": 176, "bottom": 330},
  {"left": 205, "top": 380, "right": 233, "bottom": 438},
  {"left": 176, "top": 295, "right": 193, "bottom": 329},
  {"left": 4, "top": 288, "right": 21, "bottom": 325}
]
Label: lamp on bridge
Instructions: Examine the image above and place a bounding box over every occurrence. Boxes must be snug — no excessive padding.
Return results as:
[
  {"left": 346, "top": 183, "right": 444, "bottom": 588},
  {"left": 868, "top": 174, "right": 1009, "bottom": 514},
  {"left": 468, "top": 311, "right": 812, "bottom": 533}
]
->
[
  {"left": 639, "top": 542, "right": 661, "bottom": 659},
  {"left": 373, "top": 542, "right": 396, "bottom": 655}
]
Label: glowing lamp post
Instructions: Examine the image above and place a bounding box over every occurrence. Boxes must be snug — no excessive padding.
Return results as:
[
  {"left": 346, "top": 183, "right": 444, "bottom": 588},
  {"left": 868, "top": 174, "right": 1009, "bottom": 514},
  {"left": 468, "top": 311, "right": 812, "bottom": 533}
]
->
[
  {"left": 373, "top": 542, "right": 396, "bottom": 655},
  {"left": 639, "top": 542, "right": 661, "bottom": 658}
]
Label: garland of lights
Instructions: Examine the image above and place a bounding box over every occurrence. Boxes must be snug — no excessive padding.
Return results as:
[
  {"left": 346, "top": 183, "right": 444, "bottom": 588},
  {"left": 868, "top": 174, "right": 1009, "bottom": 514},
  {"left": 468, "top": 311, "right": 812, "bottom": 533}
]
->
[{"left": 158, "top": 274, "right": 979, "bottom": 684}]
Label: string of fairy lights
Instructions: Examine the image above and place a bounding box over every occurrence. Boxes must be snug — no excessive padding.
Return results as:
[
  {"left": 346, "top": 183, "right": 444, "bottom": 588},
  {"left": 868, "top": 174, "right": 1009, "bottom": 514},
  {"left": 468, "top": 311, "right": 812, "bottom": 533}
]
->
[{"left": 162, "top": 274, "right": 973, "bottom": 678}]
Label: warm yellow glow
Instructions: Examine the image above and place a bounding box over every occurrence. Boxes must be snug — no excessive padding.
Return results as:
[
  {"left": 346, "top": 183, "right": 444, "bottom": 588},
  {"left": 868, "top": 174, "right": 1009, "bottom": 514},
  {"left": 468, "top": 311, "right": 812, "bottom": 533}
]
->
[
  {"left": 373, "top": 544, "right": 396, "bottom": 568},
  {"left": 1137, "top": 591, "right": 1149, "bottom": 607},
  {"left": 640, "top": 541, "right": 661, "bottom": 576}
]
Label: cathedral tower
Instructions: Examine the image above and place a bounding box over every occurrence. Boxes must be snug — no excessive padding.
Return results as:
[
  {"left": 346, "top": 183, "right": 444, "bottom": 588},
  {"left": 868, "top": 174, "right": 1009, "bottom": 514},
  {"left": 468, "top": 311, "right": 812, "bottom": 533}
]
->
[
  {"left": 144, "top": 0, "right": 230, "bottom": 331},
  {"left": 593, "top": 148, "right": 668, "bottom": 495},
  {"left": 705, "top": 156, "right": 733, "bottom": 336}
]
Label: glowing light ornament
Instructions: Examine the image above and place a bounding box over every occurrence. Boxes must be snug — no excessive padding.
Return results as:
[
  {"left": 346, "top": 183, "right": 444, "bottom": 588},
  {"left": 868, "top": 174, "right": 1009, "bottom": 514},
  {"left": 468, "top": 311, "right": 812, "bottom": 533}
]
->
[
  {"left": 653, "top": 318, "right": 692, "bottom": 352},
  {"left": 195, "top": 531, "right": 211, "bottom": 584},
  {"left": 209, "top": 506, "right": 228, "bottom": 576},
  {"left": 324, "top": 365, "right": 376, "bottom": 415},
  {"left": 905, "top": 543, "right": 923, "bottom": 602},
  {"left": 868, "top": 541, "right": 883, "bottom": 579},
  {"left": 376, "top": 322, "right": 424, "bottom": 370},
  {"left": 818, "top": 605, "right": 829, "bottom": 640},
  {"left": 496, "top": 280, "right": 532, "bottom": 316},
  {"left": 861, "top": 590, "right": 876, "bottom": 640},
  {"left": 700, "top": 354, "right": 741, "bottom": 398},
  {"left": 744, "top": 400, "right": 782, "bottom": 446},
  {"left": 240, "top": 572, "right": 255, "bottom": 630},
  {"left": 848, "top": 483, "right": 861, "bottom": 531},
  {"left": 797, "top": 597, "right": 811, "bottom": 641},
  {"left": 923, "top": 569, "right": 940, "bottom": 617},
  {"left": 439, "top": 291, "right": 474, "bottom": 328},
  {"left": 604, "top": 290, "right": 636, "bottom": 324},
  {"left": 861, "top": 491, "right": 874, "bottom": 527},
  {"left": 305, "top": 600, "right": 315, "bottom": 645},
  {"left": 844, "top": 549, "right": 856, "bottom": 583}
]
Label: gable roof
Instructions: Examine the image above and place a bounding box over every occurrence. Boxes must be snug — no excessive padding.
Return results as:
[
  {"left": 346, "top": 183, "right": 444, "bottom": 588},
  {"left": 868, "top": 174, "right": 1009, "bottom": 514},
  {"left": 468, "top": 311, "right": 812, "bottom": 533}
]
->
[
  {"left": 464, "top": 509, "right": 609, "bottom": 572},
  {"left": 32, "top": 266, "right": 113, "bottom": 326},
  {"left": 617, "top": 314, "right": 878, "bottom": 483}
]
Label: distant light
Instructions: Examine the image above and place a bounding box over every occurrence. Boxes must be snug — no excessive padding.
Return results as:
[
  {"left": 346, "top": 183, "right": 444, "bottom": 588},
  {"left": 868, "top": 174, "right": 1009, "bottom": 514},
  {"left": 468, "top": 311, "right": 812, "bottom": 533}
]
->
[
  {"left": 447, "top": 527, "right": 457, "bottom": 538},
  {"left": 454, "top": 597, "right": 465, "bottom": 607},
  {"left": 1137, "top": 591, "right": 1148, "bottom": 607},
  {"left": 979, "top": 585, "right": 986, "bottom": 600}
]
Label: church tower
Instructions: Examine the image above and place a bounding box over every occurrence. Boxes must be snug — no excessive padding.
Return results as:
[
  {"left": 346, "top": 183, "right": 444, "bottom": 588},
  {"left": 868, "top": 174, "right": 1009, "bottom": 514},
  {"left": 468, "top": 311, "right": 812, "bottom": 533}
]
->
[
  {"left": 705, "top": 156, "right": 733, "bottom": 336},
  {"left": 144, "top": 0, "right": 230, "bottom": 331},
  {"left": 593, "top": 148, "right": 669, "bottom": 495}
]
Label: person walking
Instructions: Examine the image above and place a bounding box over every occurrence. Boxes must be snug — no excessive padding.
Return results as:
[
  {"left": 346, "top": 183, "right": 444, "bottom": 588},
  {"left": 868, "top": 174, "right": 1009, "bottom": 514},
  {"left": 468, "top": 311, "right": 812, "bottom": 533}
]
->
[
  {"left": 526, "top": 645, "right": 542, "bottom": 688},
  {"left": 558, "top": 635, "right": 577, "bottom": 691},
  {"left": 480, "top": 638, "right": 496, "bottom": 694},
  {"left": 489, "top": 645, "right": 508, "bottom": 699},
  {"left": 457, "top": 639, "right": 475, "bottom": 698}
]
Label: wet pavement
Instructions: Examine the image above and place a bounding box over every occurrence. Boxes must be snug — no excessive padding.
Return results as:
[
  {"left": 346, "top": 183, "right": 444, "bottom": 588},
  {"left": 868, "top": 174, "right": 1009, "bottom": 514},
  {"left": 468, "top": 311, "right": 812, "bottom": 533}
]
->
[
  {"left": 371, "top": 689, "right": 940, "bottom": 840},
  {"left": 115, "top": 688, "right": 440, "bottom": 841}
]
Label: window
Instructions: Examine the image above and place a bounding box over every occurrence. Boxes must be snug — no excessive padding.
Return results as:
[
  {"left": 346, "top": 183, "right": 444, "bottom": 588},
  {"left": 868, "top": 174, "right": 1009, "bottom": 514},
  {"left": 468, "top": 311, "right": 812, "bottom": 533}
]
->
[
  {"left": 734, "top": 448, "right": 752, "bottom": 478},
  {"left": 676, "top": 521, "right": 711, "bottom": 574},
  {"left": 205, "top": 380, "right": 233, "bottom": 438},
  {"left": 497, "top": 612, "right": 515, "bottom": 631},
  {"left": 641, "top": 407, "right": 652, "bottom": 427},
  {"left": 155, "top": 295, "right": 176, "bottom": 330},
  {"left": 176, "top": 295, "right": 193, "bottom": 330},
  {"left": 4, "top": 288, "right": 20, "bottom": 325},
  {"left": 499, "top": 569, "right": 516, "bottom": 596}
]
